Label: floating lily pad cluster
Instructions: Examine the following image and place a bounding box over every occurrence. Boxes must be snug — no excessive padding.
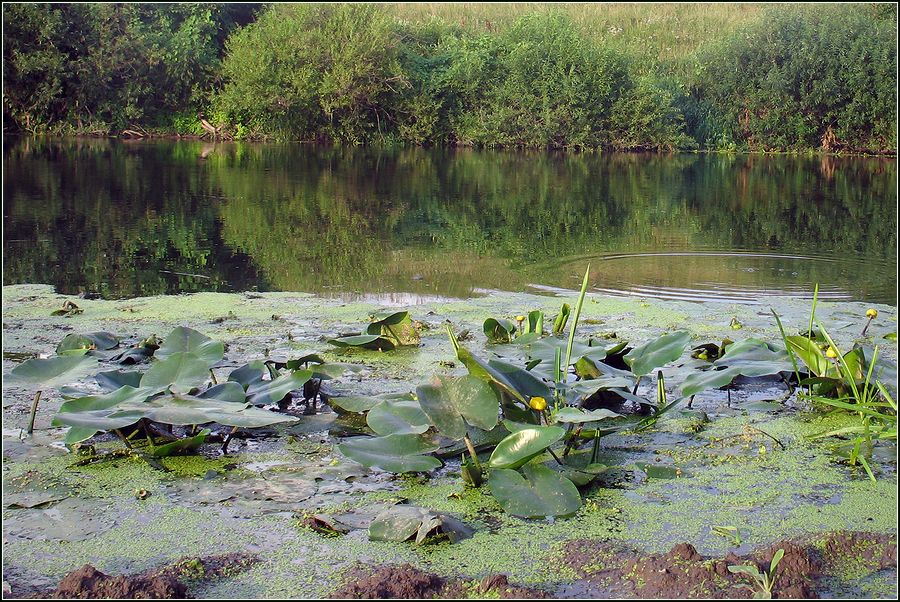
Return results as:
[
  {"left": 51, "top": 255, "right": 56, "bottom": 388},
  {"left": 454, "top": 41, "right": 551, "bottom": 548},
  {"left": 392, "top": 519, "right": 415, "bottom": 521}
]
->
[{"left": 4, "top": 326, "right": 357, "bottom": 452}]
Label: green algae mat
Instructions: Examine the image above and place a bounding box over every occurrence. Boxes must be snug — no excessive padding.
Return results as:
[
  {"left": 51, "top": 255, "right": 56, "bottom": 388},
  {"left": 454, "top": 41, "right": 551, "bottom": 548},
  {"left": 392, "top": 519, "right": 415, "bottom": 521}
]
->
[{"left": 2, "top": 284, "right": 897, "bottom": 598}]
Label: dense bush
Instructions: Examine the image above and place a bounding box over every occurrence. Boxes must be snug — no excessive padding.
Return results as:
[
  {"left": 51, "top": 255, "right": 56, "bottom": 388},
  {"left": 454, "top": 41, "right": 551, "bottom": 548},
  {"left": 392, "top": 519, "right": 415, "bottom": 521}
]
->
[
  {"left": 2, "top": 4, "right": 257, "bottom": 133},
  {"left": 3, "top": 3, "right": 896, "bottom": 153},
  {"left": 213, "top": 4, "right": 407, "bottom": 143},
  {"left": 690, "top": 4, "right": 897, "bottom": 152}
]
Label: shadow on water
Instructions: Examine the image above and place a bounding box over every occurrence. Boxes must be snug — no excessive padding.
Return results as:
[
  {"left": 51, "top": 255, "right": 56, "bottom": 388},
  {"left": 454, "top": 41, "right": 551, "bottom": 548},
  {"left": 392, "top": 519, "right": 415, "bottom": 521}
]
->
[{"left": 3, "top": 137, "right": 896, "bottom": 304}]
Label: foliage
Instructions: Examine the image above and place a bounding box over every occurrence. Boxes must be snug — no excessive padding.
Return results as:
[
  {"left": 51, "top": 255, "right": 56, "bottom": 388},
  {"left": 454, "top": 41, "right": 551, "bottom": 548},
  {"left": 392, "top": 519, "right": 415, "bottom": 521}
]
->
[
  {"left": 213, "top": 4, "right": 407, "bottom": 143},
  {"left": 3, "top": 3, "right": 895, "bottom": 152},
  {"left": 728, "top": 548, "right": 784, "bottom": 599},
  {"left": 690, "top": 4, "right": 897, "bottom": 152}
]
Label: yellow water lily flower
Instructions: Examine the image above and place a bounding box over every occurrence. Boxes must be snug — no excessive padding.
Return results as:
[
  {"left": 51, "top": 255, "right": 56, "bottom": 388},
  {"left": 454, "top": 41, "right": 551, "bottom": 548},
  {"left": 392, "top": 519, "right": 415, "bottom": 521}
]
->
[
  {"left": 825, "top": 347, "right": 838, "bottom": 359},
  {"left": 529, "top": 396, "right": 547, "bottom": 411},
  {"left": 515, "top": 315, "right": 526, "bottom": 322},
  {"left": 866, "top": 309, "right": 878, "bottom": 319}
]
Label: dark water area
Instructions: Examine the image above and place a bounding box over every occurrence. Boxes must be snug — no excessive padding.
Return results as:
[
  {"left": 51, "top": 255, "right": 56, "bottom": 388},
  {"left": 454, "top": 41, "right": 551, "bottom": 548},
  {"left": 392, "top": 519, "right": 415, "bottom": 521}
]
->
[{"left": 3, "top": 137, "right": 897, "bottom": 305}]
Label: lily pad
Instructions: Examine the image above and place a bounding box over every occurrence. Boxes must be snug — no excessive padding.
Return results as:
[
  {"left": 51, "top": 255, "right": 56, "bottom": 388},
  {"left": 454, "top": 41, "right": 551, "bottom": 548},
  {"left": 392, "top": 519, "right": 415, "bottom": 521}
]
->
[
  {"left": 367, "top": 311, "right": 419, "bottom": 346},
  {"left": 329, "top": 335, "right": 396, "bottom": 351},
  {"left": 141, "top": 352, "right": 210, "bottom": 391},
  {"left": 246, "top": 370, "right": 313, "bottom": 406},
  {"left": 369, "top": 505, "right": 473, "bottom": 544},
  {"left": 416, "top": 375, "right": 499, "bottom": 440},
  {"left": 155, "top": 326, "right": 224, "bottom": 366},
  {"left": 554, "top": 407, "right": 622, "bottom": 424},
  {"left": 484, "top": 318, "right": 516, "bottom": 344},
  {"left": 338, "top": 434, "right": 441, "bottom": 473},
  {"left": 624, "top": 331, "right": 691, "bottom": 377},
  {"left": 4, "top": 356, "right": 99, "bottom": 389},
  {"left": 56, "top": 332, "right": 119, "bottom": 354},
  {"left": 488, "top": 426, "right": 566, "bottom": 469},
  {"left": 488, "top": 464, "right": 581, "bottom": 519},
  {"left": 366, "top": 399, "right": 431, "bottom": 436}
]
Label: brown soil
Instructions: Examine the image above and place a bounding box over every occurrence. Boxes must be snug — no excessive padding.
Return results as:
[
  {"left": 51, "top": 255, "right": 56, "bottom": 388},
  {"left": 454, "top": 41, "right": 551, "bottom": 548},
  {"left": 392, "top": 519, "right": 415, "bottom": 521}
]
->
[
  {"left": 330, "top": 564, "right": 549, "bottom": 599},
  {"left": 559, "top": 531, "right": 897, "bottom": 599},
  {"left": 50, "top": 565, "right": 186, "bottom": 599},
  {"left": 8, "top": 553, "right": 258, "bottom": 599}
]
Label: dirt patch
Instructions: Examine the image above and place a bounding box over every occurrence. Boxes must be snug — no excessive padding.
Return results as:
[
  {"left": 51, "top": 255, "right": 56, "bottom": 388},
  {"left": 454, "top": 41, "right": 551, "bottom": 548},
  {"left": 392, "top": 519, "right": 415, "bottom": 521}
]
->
[
  {"left": 330, "top": 564, "right": 549, "bottom": 599},
  {"left": 560, "top": 531, "right": 897, "bottom": 599},
  {"left": 8, "top": 553, "right": 258, "bottom": 599},
  {"left": 50, "top": 565, "right": 186, "bottom": 599}
]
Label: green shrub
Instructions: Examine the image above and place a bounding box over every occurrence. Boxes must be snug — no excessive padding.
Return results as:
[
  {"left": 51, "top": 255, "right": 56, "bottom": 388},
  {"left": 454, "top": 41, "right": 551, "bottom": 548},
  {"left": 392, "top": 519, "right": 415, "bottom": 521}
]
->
[
  {"left": 690, "top": 4, "right": 897, "bottom": 153},
  {"left": 214, "top": 4, "right": 407, "bottom": 143}
]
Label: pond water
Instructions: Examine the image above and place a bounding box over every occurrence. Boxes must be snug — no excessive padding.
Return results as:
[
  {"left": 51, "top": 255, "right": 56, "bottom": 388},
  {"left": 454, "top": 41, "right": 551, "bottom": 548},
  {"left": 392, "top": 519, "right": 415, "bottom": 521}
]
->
[{"left": 3, "top": 137, "right": 896, "bottom": 305}]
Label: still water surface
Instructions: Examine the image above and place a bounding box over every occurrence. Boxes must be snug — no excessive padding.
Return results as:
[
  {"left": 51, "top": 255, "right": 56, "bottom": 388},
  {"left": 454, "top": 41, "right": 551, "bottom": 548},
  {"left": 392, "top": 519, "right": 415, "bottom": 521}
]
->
[{"left": 3, "top": 138, "right": 897, "bottom": 305}]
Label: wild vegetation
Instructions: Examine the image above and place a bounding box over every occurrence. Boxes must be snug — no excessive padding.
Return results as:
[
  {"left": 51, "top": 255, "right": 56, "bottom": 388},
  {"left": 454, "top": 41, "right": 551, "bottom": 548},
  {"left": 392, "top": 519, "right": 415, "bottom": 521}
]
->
[{"left": 3, "top": 3, "right": 896, "bottom": 153}]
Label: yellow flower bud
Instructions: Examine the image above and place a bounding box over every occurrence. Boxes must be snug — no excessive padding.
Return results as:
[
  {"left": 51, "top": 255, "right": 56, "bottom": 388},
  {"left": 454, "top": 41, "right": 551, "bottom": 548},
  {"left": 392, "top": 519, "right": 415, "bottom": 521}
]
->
[
  {"left": 866, "top": 309, "right": 878, "bottom": 319},
  {"left": 825, "top": 347, "right": 838, "bottom": 359},
  {"left": 529, "top": 396, "right": 547, "bottom": 411},
  {"left": 515, "top": 315, "right": 526, "bottom": 322}
]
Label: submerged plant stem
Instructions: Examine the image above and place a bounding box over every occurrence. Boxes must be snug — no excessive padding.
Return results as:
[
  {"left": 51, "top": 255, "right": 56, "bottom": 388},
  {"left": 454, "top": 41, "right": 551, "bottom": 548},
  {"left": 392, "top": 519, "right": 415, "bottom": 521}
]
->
[
  {"left": 26, "top": 390, "right": 42, "bottom": 435},
  {"left": 463, "top": 435, "right": 482, "bottom": 471}
]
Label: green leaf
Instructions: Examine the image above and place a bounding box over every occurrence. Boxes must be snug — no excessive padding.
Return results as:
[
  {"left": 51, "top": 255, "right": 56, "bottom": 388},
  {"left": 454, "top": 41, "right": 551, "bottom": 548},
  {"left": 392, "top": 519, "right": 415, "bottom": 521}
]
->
[
  {"left": 785, "top": 336, "right": 828, "bottom": 377},
  {"left": 5, "top": 356, "right": 99, "bottom": 389},
  {"left": 712, "top": 338, "right": 793, "bottom": 377},
  {"left": 553, "top": 407, "right": 622, "bottom": 424},
  {"left": 337, "top": 434, "right": 441, "bottom": 473},
  {"left": 198, "top": 382, "right": 246, "bottom": 402},
  {"left": 246, "top": 370, "right": 313, "bottom": 406},
  {"left": 679, "top": 367, "right": 742, "bottom": 397},
  {"left": 155, "top": 326, "right": 224, "bottom": 366},
  {"left": 416, "top": 375, "right": 499, "bottom": 440},
  {"left": 368, "top": 506, "right": 472, "bottom": 544},
  {"left": 141, "top": 352, "right": 210, "bottom": 391},
  {"left": 56, "top": 332, "right": 119, "bottom": 354},
  {"left": 329, "top": 335, "right": 396, "bottom": 351},
  {"left": 366, "top": 399, "right": 431, "bottom": 436},
  {"left": 96, "top": 370, "right": 143, "bottom": 391},
  {"left": 52, "top": 386, "right": 155, "bottom": 437},
  {"left": 483, "top": 318, "right": 516, "bottom": 344},
  {"left": 488, "top": 464, "right": 581, "bottom": 518},
  {"left": 367, "top": 311, "right": 419, "bottom": 346},
  {"left": 488, "top": 426, "right": 566, "bottom": 469},
  {"left": 624, "top": 331, "right": 691, "bottom": 377},
  {"left": 149, "top": 429, "right": 211, "bottom": 457},
  {"left": 552, "top": 304, "right": 571, "bottom": 335},
  {"left": 111, "top": 392, "right": 298, "bottom": 428},
  {"left": 228, "top": 361, "right": 267, "bottom": 389},
  {"left": 525, "top": 310, "right": 544, "bottom": 335}
]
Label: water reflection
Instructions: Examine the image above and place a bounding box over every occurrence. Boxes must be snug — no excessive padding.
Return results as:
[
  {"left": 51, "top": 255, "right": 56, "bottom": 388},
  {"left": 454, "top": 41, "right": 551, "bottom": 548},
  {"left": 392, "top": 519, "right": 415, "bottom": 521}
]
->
[{"left": 3, "top": 137, "right": 896, "bottom": 304}]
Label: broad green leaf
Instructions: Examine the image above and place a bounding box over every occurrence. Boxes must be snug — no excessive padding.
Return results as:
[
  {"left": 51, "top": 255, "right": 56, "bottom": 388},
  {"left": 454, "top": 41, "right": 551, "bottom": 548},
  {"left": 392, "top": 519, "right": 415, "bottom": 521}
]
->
[
  {"left": 367, "top": 311, "right": 419, "bottom": 346},
  {"left": 198, "top": 382, "right": 246, "bottom": 402},
  {"left": 416, "top": 375, "right": 499, "bottom": 440},
  {"left": 488, "top": 426, "right": 566, "bottom": 469},
  {"left": 52, "top": 386, "right": 155, "bottom": 437},
  {"left": 483, "top": 318, "right": 515, "bottom": 344},
  {"left": 96, "top": 369, "right": 143, "bottom": 391},
  {"left": 366, "top": 399, "right": 431, "bottom": 436},
  {"left": 246, "top": 370, "right": 313, "bottom": 406},
  {"left": 329, "top": 335, "right": 396, "bottom": 351},
  {"left": 785, "top": 336, "right": 828, "bottom": 377},
  {"left": 141, "top": 352, "right": 210, "bottom": 391},
  {"left": 111, "top": 392, "right": 298, "bottom": 428},
  {"left": 368, "top": 506, "right": 473, "bottom": 544},
  {"left": 715, "top": 338, "right": 793, "bottom": 376},
  {"left": 525, "top": 310, "right": 544, "bottom": 336},
  {"left": 488, "top": 464, "right": 581, "bottom": 518},
  {"left": 5, "top": 356, "right": 99, "bottom": 389},
  {"left": 228, "top": 361, "right": 267, "bottom": 389},
  {"left": 56, "top": 332, "right": 119, "bottom": 354},
  {"left": 149, "top": 429, "right": 210, "bottom": 457},
  {"left": 155, "top": 326, "right": 224, "bottom": 366},
  {"left": 624, "top": 331, "right": 691, "bottom": 377},
  {"left": 679, "top": 367, "right": 742, "bottom": 397},
  {"left": 327, "top": 392, "right": 415, "bottom": 414},
  {"left": 337, "top": 434, "right": 441, "bottom": 473},
  {"left": 526, "top": 338, "right": 607, "bottom": 367},
  {"left": 553, "top": 407, "right": 622, "bottom": 424}
]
